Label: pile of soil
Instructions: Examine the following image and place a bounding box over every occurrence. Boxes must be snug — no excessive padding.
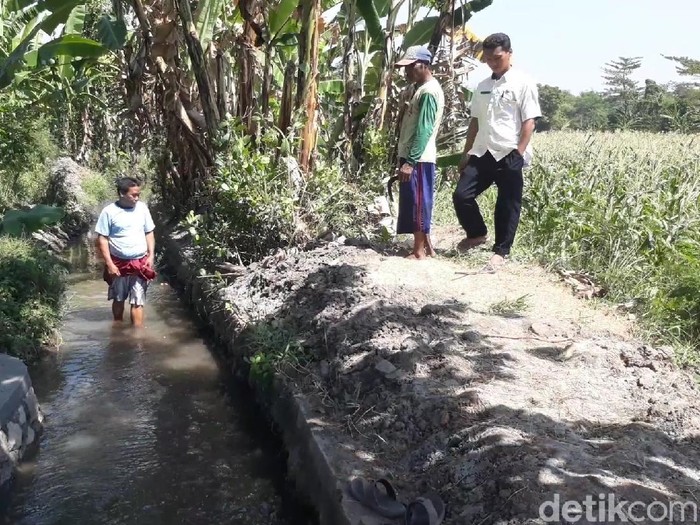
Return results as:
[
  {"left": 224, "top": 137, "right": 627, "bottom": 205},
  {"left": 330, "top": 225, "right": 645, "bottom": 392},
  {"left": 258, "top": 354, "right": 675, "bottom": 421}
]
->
[{"left": 211, "top": 228, "right": 700, "bottom": 524}]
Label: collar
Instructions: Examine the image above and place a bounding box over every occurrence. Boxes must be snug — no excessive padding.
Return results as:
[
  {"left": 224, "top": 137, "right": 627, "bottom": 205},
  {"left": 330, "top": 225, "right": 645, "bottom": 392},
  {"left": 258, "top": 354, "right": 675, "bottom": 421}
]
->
[
  {"left": 491, "top": 66, "right": 513, "bottom": 81},
  {"left": 115, "top": 200, "right": 136, "bottom": 210}
]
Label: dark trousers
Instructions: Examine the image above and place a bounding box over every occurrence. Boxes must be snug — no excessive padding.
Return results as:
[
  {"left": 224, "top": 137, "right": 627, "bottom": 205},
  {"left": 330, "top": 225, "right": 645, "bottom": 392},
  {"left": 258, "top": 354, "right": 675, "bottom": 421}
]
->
[{"left": 452, "top": 150, "right": 524, "bottom": 257}]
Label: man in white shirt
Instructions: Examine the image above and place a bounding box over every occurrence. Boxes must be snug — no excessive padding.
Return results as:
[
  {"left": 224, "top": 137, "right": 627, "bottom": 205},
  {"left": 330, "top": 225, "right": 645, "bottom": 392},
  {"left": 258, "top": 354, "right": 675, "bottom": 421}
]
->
[
  {"left": 453, "top": 32, "right": 541, "bottom": 271},
  {"left": 95, "top": 177, "right": 156, "bottom": 327}
]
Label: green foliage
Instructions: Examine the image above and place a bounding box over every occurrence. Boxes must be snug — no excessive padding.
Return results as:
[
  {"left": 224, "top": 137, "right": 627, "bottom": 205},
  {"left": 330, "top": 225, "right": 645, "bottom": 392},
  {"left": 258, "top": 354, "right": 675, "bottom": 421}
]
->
[
  {"left": 0, "top": 236, "right": 66, "bottom": 361},
  {"left": 521, "top": 131, "right": 700, "bottom": 358},
  {"left": 244, "top": 323, "right": 309, "bottom": 388},
  {"left": 186, "top": 120, "right": 376, "bottom": 266},
  {"left": 1, "top": 204, "right": 64, "bottom": 236},
  {"left": 435, "top": 131, "right": 700, "bottom": 360},
  {"left": 0, "top": 108, "right": 58, "bottom": 210},
  {"left": 488, "top": 295, "right": 531, "bottom": 317},
  {"left": 79, "top": 169, "right": 113, "bottom": 207}
]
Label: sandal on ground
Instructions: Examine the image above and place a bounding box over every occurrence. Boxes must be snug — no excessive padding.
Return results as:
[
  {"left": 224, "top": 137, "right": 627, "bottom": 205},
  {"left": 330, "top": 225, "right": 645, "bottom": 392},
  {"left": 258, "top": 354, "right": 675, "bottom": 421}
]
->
[
  {"left": 405, "top": 491, "right": 446, "bottom": 525},
  {"left": 348, "top": 477, "right": 407, "bottom": 519}
]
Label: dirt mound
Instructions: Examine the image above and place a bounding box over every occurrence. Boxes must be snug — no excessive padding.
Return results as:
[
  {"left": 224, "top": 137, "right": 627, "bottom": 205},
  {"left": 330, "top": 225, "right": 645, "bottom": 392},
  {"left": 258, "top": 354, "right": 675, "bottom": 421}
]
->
[{"left": 214, "top": 238, "right": 700, "bottom": 524}]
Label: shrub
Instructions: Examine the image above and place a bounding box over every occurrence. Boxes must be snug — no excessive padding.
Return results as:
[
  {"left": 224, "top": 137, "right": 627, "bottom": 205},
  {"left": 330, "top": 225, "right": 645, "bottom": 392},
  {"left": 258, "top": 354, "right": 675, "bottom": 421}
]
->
[
  {"left": 0, "top": 109, "right": 59, "bottom": 210},
  {"left": 186, "top": 122, "right": 376, "bottom": 266},
  {"left": 0, "top": 237, "right": 66, "bottom": 361}
]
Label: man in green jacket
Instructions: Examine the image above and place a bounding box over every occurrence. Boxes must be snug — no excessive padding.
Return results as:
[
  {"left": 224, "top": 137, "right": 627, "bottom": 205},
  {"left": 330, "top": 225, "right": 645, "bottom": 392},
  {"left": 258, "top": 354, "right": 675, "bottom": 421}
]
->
[{"left": 394, "top": 45, "right": 445, "bottom": 259}]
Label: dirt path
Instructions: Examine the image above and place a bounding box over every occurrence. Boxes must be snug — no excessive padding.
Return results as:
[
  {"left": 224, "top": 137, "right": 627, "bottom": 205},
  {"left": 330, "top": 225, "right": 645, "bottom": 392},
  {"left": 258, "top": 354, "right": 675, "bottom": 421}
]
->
[{"left": 216, "top": 228, "right": 700, "bottom": 524}]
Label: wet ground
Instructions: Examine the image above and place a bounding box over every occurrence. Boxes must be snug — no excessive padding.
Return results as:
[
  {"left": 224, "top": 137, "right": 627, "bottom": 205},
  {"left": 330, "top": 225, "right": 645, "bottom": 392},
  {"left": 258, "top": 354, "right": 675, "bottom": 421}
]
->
[{"left": 0, "top": 242, "right": 317, "bottom": 525}]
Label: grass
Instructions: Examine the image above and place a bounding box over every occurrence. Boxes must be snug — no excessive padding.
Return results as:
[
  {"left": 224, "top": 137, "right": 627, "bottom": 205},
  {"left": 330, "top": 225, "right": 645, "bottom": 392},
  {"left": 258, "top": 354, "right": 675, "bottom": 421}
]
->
[
  {"left": 434, "top": 131, "right": 700, "bottom": 365},
  {"left": 488, "top": 295, "right": 531, "bottom": 317},
  {"left": 0, "top": 236, "right": 66, "bottom": 362}
]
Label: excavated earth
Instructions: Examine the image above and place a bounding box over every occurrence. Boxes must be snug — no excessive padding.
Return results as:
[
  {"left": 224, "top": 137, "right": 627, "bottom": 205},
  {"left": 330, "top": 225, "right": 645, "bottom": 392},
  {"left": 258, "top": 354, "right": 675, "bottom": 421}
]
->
[{"left": 174, "top": 225, "right": 700, "bottom": 525}]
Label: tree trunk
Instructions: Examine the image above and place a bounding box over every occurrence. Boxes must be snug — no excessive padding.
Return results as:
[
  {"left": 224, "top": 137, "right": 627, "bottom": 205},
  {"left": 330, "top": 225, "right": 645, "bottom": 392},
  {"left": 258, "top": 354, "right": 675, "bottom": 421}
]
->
[
  {"left": 298, "top": 0, "right": 321, "bottom": 173},
  {"left": 342, "top": 0, "right": 356, "bottom": 166},
  {"left": 175, "top": 0, "right": 220, "bottom": 140},
  {"left": 237, "top": 33, "right": 257, "bottom": 133},
  {"left": 215, "top": 48, "right": 227, "bottom": 118},
  {"left": 262, "top": 45, "right": 272, "bottom": 121},
  {"left": 279, "top": 60, "right": 295, "bottom": 135},
  {"left": 375, "top": 1, "right": 401, "bottom": 130}
]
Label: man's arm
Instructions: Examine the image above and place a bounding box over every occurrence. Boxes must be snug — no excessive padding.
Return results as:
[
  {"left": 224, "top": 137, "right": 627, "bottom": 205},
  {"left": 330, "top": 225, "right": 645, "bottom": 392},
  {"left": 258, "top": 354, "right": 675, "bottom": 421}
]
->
[
  {"left": 516, "top": 81, "right": 542, "bottom": 155},
  {"left": 405, "top": 93, "right": 439, "bottom": 167},
  {"left": 516, "top": 118, "right": 536, "bottom": 155},
  {"left": 458, "top": 118, "right": 479, "bottom": 171},
  {"left": 96, "top": 235, "right": 120, "bottom": 276},
  {"left": 145, "top": 231, "right": 155, "bottom": 267}
]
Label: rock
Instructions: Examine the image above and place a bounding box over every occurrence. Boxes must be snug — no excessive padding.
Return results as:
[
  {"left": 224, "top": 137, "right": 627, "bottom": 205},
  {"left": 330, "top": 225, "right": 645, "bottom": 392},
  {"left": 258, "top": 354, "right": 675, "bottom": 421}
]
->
[
  {"left": 460, "top": 330, "right": 481, "bottom": 344},
  {"left": 530, "top": 322, "right": 556, "bottom": 338},
  {"left": 637, "top": 370, "right": 656, "bottom": 389},
  {"left": 375, "top": 359, "right": 397, "bottom": 376},
  {"left": 25, "top": 426, "right": 35, "bottom": 447},
  {"left": 319, "top": 360, "right": 330, "bottom": 379},
  {"left": 440, "top": 411, "right": 450, "bottom": 427},
  {"left": 6, "top": 423, "right": 22, "bottom": 451},
  {"left": 0, "top": 431, "right": 9, "bottom": 454},
  {"left": 16, "top": 406, "right": 26, "bottom": 426},
  {"left": 420, "top": 302, "right": 464, "bottom": 318},
  {"left": 45, "top": 157, "right": 95, "bottom": 236}
]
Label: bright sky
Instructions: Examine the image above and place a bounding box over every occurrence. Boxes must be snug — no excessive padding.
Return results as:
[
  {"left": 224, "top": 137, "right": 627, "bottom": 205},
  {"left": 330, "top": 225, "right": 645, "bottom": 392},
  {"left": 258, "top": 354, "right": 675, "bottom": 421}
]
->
[{"left": 464, "top": 0, "right": 699, "bottom": 94}]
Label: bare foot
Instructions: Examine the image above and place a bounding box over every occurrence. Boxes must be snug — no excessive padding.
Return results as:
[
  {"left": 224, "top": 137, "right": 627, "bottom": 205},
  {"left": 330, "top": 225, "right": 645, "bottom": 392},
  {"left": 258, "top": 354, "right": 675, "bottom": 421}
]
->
[
  {"left": 480, "top": 253, "right": 507, "bottom": 273},
  {"left": 426, "top": 235, "right": 436, "bottom": 257},
  {"left": 489, "top": 254, "right": 506, "bottom": 267},
  {"left": 405, "top": 252, "right": 427, "bottom": 260}
]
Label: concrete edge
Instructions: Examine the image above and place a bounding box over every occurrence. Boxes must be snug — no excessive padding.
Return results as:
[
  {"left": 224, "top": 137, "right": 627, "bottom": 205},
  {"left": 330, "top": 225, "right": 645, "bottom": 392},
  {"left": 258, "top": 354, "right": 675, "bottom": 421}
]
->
[
  {"left": 159, "top": 227, "right": 355, "bottom": 525},
  {"left": 0, "top": 354, "right": 45, "bottom": 490}
]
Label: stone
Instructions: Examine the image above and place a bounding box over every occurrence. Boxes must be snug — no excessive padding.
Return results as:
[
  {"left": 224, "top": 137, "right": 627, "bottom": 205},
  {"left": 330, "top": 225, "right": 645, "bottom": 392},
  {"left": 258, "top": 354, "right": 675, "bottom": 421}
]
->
[
  {"left": 25, "top": 426, "right": 35, "bottom": 447},
  {"left": 460, "top": 330, "right": 481, "bottom": 344},
  {"left": 0, "top": 431, "right": 9, "bottom": 454},
  {"left": 6, "top": 422, "right": 22, "bottom": 451},
  {"left": 637, "top": 370, "right": 656, "bottom": 389},
  {"left": 16, "top": 406, "right": 26, "bottom": 426},
  {"left": 26, "top": 389, "right": 41, "bottom": 423},
  {"left": 319, "top": 360, "right": 330, "bottom": 379},
  {"left": 530, "top": 322, "right": 556, "bottom": 338},
  {"left": 375, "top": 359, "right": 397, "bottom": 376}
]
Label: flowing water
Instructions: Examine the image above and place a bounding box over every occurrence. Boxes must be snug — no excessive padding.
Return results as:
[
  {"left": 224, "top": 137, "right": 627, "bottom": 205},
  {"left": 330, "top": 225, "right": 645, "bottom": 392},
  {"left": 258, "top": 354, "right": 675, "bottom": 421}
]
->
[{"left": 0, "top": 240, "right": 317, "bottom": 525}]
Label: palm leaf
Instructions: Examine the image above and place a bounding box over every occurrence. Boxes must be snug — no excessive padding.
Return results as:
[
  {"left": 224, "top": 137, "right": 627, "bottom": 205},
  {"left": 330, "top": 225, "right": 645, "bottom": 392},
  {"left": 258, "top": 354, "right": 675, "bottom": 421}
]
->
[{"left": 194, "top": 0, "right": 224, "bottom": 50}]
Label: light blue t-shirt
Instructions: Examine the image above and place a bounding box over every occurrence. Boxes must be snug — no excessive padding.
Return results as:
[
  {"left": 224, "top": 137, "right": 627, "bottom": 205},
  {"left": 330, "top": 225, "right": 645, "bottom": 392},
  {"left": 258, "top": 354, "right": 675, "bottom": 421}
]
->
[{"left": 95, "top": 201, "right": 155, "bottom": 259}]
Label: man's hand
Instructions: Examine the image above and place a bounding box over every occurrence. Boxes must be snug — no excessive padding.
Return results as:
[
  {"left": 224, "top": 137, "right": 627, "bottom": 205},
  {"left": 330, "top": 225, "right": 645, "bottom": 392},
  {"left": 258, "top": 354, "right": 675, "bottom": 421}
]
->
[
  {"left": 458, "top": 155, "right": 470, "bottom": 173},
  {"left": 146, "top": 254, "right": 154, "bottom": 268},
  {"left": 398, "top": 162, "right": 413, "bottom": 183},
  {"left": 107, "top": 263, "right": 121, "bottom": 277}
]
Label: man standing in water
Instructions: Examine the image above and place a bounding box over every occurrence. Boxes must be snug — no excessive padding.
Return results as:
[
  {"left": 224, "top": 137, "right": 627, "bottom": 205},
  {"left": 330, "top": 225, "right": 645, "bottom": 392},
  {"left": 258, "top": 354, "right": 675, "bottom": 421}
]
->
[
  {"left": 394, "top": 45, "right": 445, "bottom": 259},
  {"left": 453, "top": 32, "right": 541, "bottom": 271},
  {"left": 95, "top": 177, "right": 156, "bottom": 327}
]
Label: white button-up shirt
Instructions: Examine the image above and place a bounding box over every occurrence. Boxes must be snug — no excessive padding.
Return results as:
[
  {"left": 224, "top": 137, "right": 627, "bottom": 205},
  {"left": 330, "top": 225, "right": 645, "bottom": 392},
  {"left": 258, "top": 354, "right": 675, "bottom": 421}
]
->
[{"left": 468, "top": 67, "right": 541, "bottom": 165}]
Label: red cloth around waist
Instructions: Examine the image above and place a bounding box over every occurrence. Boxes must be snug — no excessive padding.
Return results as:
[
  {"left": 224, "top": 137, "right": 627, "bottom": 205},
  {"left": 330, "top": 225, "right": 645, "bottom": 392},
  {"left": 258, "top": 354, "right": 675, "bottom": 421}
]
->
[{"left": 103, "top": 255, "right": 156, "bottom": 285}]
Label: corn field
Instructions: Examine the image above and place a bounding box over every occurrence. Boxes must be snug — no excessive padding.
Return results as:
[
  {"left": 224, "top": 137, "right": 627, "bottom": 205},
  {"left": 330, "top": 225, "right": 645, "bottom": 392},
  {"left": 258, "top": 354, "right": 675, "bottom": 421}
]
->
[{"left": 521, "top": 131, "right": 700, "bottom": 360}]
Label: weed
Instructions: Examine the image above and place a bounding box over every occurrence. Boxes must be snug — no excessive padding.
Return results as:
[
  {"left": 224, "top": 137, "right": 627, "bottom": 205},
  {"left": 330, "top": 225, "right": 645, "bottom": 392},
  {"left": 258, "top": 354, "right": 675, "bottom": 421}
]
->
[
  {"left": 245, "top": 323, "right": 310, "bottom": 388},
  {"left": 488, "top": 295, "right": 531, "bottom": 317}
]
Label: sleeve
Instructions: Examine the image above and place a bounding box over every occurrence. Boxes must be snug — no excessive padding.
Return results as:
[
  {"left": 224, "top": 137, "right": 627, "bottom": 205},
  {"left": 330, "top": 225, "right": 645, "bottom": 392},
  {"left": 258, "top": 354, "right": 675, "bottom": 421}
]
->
[
  {"left": 520, "top": 81, "right": 542, "bottom": 121},
  {"left": 144, "top": 206, "right": 155, "bottom": 233},
  {"left": 406, "top": 93, "right": 439, "bottom": 166},
  {"left": 94, "top": 209, "right": 110, "bottom": 237}
]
